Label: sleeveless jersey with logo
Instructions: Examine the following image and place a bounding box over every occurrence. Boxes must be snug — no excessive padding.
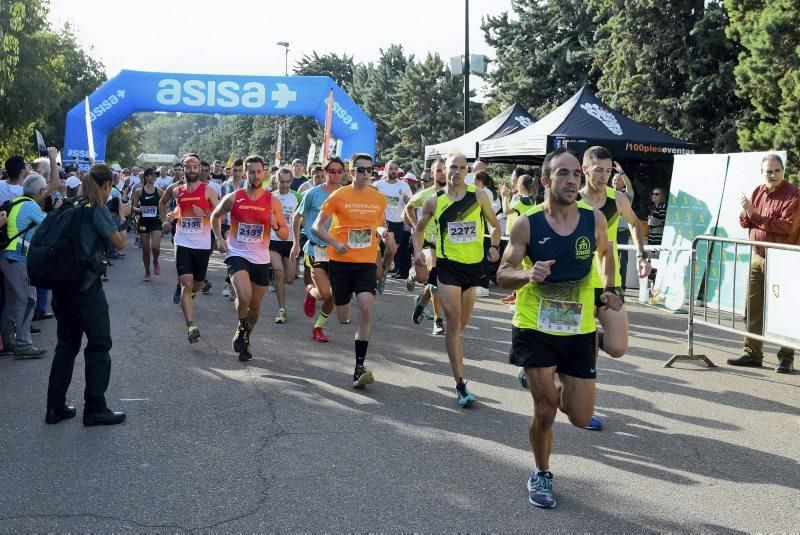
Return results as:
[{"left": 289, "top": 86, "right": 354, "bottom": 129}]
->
[
  {"left": 175, "top": 182, "right": 213, "bottom": 250},
  {"left": 227, "top": 188, "right": 273, "bottom": 264},
  {"left": 435, "top": 185, "right": 485, "bottom": 264},
  {"left": 409, "top": 186, "right": 439, "bottom": 244},
  {"left": 513, "top": 203, "right": 597, "bottom": 335},
  {"left": 139, "top": 187, "right": 161, "bottom": 221},
  {"left": 272, "top": 191, "right": 301, "bottom": 242},
  {"left": 506, "top": 195, "right": 537, "bottom": 235},
  {"left": 578, "top": 186, "right": 622, "bottom": 287}
]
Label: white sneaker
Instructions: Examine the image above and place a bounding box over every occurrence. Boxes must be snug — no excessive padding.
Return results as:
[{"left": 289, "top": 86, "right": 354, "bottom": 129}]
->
[
  {"left": 476, "top": 287, "right": 490, "bottom": 298},
  {"left": 222, "top": 286, "right": 231, "bottom": 298}
]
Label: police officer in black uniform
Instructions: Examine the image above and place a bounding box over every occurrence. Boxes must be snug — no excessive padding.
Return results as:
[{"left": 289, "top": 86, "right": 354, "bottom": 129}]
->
[{"left": 45, "top": 164, "right": 128, "bottom": 426}]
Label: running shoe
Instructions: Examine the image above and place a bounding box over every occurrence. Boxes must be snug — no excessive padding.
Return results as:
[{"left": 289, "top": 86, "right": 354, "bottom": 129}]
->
[
  {"left": 232, "top": 324, "right": 249, "bottom": 353},
  {"left": 406, "top": 269, "right": 416, "bottom": 292},
  {"left": 269, "top": 280, "right": 276, "bottom": 292},
  {"left": 13, "top": 345, "right": 46, "bottom": 359},
  {"left": 311, "top": 326, "right": 329, "bottom": 343},
  {"left": 135, "top": 236, "right": 141, "bottom": 248},
  {"left": 222, "top": 286, "right": 231, "bottom": 298},
  {"left": 586, "top": 414, "right": 603, "bottom": 431},
  {"left": 433, "top": 318, "right": 445, "bottom": 336},
  {"left": 456, "top": 382, "right": 475, "bottom": 408},
  {"left": 238, "top": 349, "right": 253, "bottom": 362},
  {"left": 274, "top": 308, "right": 287, "bottom": 324},
  {"left": 476, "top": 286, "right": 490, "bottom": 298},
  {"left": 352, "top": 366, "right": 374, "bottom": 389},
  {"left": 421, "top": 308, "right": 434, "bottom": 321},
  {"left": 202, "top": 280, "right": 212, "bottom": 294},
  {"left": 527, "top": 471, "right": 556, "bottom": 508},
  {"left": 428, "top": 283, "right": 438, "bottom": 294},
  {"left": 412, "top": 295, "right": 426, "bottom": 324},
  {"left": 303, "top": 284, "right": 316, "bottom": 317},
  {"left": 518, "top": 368, "right": 529, "bottom": 390},
  {"left": 143, "top": 273, "right": 152, "bottom": 282},
  {"left": 153, "top": 261, "right": 161, "bottom": 276},
  {"left": 377, "top": 272, "right": 387, "bottom": 295},
  {"left": 188, "top": 324, "right": 201, "bottom": 344},
  {"left": 172, "top": 286, "right": 181, "bottom": 304}
]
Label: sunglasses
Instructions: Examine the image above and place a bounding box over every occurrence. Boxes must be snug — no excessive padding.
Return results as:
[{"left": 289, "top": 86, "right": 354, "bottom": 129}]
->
[
  {"left": 326, "top": 169, "right": 344, "bottom": 175},
  {"left": 422, "top": 178, "right": 432, "bottom": 182},
  {"left": 651, "top": 192, "right": 662, "bottom": 196},
  {"left": 354, "top": 166, "right": 374, "bottom": 174}
]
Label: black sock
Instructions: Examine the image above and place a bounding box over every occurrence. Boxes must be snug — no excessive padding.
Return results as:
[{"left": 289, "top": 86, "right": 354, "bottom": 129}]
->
[
  {"left": 239, "top": 317, "right": 248, "bottom": 330},
  {"left": 355, "top": 339, "right": 368, "bottom": 369},
  {"left": 186, "top": 320, "right": 194, "bottom": 327},
  {"left": 456, "top": 378, "right": 467, "bottom": 394}
]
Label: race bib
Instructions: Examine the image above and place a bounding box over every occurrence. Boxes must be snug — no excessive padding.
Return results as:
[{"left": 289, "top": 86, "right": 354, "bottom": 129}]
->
[
  {"left": 537, "top": 299, "right": 583, "bottom": 334},
  {"left": 141, "top": 206, "right": 158, "bottom": 218},
  {"left": 313, "top": 244, "right": 329, "bottom": 262},
  {"left": 387, "top": 196, "right": 400, "bottom": 208},
  {"left": 237, "top": 223, "right": 265, "bottom": 243},
  {"left": 347, "top": 228, "right": 373, "bottom": 249},
  {"left": 447, "top": 221, "right": 478, "bottom": 243},
  {"left": 180, "top": 217, "right": 203, "bottom": 234}
]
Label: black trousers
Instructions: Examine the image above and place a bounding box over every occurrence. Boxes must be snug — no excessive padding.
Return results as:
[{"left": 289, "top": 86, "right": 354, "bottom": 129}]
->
[
  {"left": 46, "top": 281, "right": 112, "bottom": 412},
  {"left": 388, "top": 221, "right": 411, "bottom": 277}
]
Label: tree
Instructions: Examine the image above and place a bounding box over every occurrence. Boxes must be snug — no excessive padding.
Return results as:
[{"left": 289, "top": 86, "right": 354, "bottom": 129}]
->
[
  {"left": 725, "top": 0, "right": 800, "bottom": 175},
  {"left": 481, "top": 0, "right": 601, "bottom": 118},
  {"left": 386, "top": 53, "right": 465, "bottom": 173}
]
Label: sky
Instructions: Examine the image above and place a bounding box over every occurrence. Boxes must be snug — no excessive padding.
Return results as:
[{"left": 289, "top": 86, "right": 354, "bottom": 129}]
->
[{"left": 47, "top": 0, "right": 513, "bottom": 99}]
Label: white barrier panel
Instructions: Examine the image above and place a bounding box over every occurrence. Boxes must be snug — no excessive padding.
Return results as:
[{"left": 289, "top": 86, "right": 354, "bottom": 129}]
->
[{"left": 764, "top": 248, "right": 800, "bottom": 347}]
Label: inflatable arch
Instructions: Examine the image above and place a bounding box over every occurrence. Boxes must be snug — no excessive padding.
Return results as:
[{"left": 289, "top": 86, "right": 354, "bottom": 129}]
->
[{"left": 64, "top": 70, "right": 376, "bottom": 165}]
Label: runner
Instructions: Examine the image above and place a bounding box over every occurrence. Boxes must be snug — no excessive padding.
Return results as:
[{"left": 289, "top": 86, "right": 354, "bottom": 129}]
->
[
  {"left": 290, "top": 157, "right": 344, "bottom": 343},
  {"left": 212, "top": 154, "right": 288, "bottom": 361},
  {"left": 269, "top": 168, "right": 302, "bottom": 323},
  {"left": 297, "top": 163, "right": 325, "bottom": 194},
  {"left": 412, "top": 152, "right": 501, "bottom": 407},
  {"left": 160, "top": 155, "right": 219, "bottom": 343},
  {"left": 496, "top": 148, "right": 623, "bottom": 509},
  {"left": 404, "top": 157, "right": 447, "bottom": 334},
  {"left": 220, "top": 158, "right": 245, "bottom": 301},
  {"left": 131, "top": 167, "right": 163, "bottom": 281},
  {"left": 159, "top": 176, "right": 186, "bottom": 304},
  {"left": 312, "top": 152, "right": 388, "bottom": 388},
  {"left": 375, "top": 160, "right": 412, "bottom": 281}
]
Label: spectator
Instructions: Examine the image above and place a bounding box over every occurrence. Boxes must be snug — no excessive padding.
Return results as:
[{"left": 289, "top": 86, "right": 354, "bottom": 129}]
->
[
  {"left": 0, "top": 173, "right": 50, "bottom": 358},
  {"left": 729, "top": 154, "right": 798, "bottom": 374},
  {"left": 289, "top": 159, "right": 308, "bottom": 191},
  {"left": 154, "top": 166, "right": 173, "bottom": 190},
  {"left": 647, "top": 187, "right": 667, "bottom": 246},
  {"left": 46, "top": 163, "right": 127, "bottom": 426},
  {"left": 0, "top": 156, "right": 31, "bottom": 204}
]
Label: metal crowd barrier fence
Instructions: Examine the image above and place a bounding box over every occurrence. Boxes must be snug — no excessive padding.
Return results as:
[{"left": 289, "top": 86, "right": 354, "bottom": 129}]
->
[{"left": 665, "top": 235, "right": 800, "bottom": 368}]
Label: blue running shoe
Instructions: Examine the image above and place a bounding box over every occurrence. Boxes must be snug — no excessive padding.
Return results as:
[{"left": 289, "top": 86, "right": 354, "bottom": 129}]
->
[
  {"left": 586, "top": 414, "right": 603, "bottom": 430},
  {"left": 172, "top": 286, "right": 181, "bottom": 304},
  {"left": 528, "top": 471, "right": 556, "bottom": 508},
  {"left": 518, "top": 368, "right": 528, "bottom": 390},
  {"left": 456, "top": 382, "right": 475, "bottom": 408},
  {"left": 377, "top": 272, "right": 387, "bottom": 295}
]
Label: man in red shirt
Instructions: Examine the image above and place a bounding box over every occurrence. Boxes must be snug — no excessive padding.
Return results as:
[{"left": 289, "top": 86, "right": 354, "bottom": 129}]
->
[{"left": 730, "top": 154, "right": 798, "bottom": 374}]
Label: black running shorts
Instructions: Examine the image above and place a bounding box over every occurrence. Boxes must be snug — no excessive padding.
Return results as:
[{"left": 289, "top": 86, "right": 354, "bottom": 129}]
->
[
  {"left": 269, "top": 240, "right": 293, "bottom": 258},
  {"left": 175, "top": 246, "right": 212, "bottom": 282},
  {"left": 329, "top": 260, "right": 377, "bottom": 306},
  {"left": 509, "top": 326, "right": 597, "bottom": 380},
  {"left": 436, "top": 257, "right": 483, "bottom": 291},
  {"left": 225, "top": 256, "right": 271, "bottom": 287}
]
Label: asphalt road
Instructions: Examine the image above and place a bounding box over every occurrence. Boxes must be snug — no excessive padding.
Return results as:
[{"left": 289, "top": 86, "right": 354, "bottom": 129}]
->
[{"left": 1, "top": 235, "right": 798, "bottom": 532}]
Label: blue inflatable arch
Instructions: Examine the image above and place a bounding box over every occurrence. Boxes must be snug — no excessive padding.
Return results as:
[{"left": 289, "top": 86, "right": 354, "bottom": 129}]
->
[{"left": 64, "top": 70, "right": 376, "bottom": 164}]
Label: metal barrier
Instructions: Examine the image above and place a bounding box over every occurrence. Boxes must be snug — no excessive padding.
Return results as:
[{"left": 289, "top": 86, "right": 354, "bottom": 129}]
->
[{"left": 665, "top": 235, "right": 800, "bottom": 368}]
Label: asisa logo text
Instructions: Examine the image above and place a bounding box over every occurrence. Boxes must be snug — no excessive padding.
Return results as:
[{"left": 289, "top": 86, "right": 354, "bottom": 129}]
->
[
  {"left": 89, "top": 89, "right": 127, "bottom": 122},
  {"left": 156, "top": 79, "right": 266, "bottom": 108}
]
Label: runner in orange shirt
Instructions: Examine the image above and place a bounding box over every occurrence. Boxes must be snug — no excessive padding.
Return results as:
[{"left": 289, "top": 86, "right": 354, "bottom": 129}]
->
[{"left": 312, "top": 152, "right": 390, "bottom": 388}]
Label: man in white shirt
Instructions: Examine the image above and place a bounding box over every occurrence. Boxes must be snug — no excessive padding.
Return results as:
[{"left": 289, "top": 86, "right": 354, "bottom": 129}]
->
[
  {"left": 374, "top": 160, "right": 412, "bottom": 279},
  {"left": 155, "top": 166, "right": 173, "bottom": 190}
]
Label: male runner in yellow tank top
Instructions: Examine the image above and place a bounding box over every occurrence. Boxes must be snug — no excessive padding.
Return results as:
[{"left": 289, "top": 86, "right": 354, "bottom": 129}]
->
[{"left": 413, "top": 152, "right": 501, "bottom": 408}]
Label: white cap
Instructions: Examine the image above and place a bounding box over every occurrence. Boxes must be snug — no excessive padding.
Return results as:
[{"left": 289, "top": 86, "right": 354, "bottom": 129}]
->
[
  {"left": 65, "top": 176, "right": 82, "bottom": 189},
  {"left": 405, "top": 172, "right": 417, "bottom": 180},
  {"left": 110, "top": 163, "right": 122, "bottom": 172}
]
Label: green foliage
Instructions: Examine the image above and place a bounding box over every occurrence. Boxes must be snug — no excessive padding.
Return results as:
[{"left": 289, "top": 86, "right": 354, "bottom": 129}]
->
[{"left": 725, "top": 0, "right": 800, "bottom": 177}]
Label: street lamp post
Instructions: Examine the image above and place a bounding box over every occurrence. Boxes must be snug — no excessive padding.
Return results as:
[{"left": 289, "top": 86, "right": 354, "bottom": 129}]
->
[
  {"left": 276, "top": 41, "right": 290, "bottom": 76},
  {"left": 463, "top": 0, "right": 470, "bottom": 134}
]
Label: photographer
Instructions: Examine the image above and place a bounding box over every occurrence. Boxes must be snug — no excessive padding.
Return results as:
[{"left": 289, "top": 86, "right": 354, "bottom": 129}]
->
[{"left": 45, "top": 164, "right": 127, "bottom": 427}]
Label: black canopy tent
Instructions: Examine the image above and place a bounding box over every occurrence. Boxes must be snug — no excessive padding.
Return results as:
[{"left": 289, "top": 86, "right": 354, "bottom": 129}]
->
[
  {"left": 477, "top": 87, "right": 695, "bottom": 163},
  {"left": 424, "top": 102, "right": 535, "bottom": 161}
]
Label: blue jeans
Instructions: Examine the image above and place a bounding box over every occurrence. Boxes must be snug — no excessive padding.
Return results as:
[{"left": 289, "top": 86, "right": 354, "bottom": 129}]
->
[{"left": 36, "top": 287, "right": 49, "bottom": 314}]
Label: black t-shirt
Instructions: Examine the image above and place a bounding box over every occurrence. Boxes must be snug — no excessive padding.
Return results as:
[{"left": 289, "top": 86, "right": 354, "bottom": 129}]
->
[{"left": 290, "top": 176, "right": 308, "bottom": 192}]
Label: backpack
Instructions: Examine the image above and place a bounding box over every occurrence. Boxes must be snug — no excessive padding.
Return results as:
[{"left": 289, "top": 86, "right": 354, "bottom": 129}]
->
[
  {"left": 0, "top": 198, "right": 36, "bottom": 250},
  {"left": 27, "top": 198, "right": 96, "bottom": 290}
]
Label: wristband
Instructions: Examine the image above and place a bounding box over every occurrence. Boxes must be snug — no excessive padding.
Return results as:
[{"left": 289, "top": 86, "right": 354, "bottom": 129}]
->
[
  {"left": 604, "top": 286, "right": 624, "bottom": 298},
  {"left": 636, "top": 251, "right": 649, "bottom": 260}
]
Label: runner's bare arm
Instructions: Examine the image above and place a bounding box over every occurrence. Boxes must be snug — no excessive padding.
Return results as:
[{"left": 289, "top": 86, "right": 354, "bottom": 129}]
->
[
  {"left": 497, "top": 215, "right": 535, "bottom": 290},
  {"left": 412, "top": 195, "right": 436, "bottom": 266},
  {"left": 211, "top": 192, "right": 235, "bottom": 247},
  {"left": 272, "top": 196, "right": 289, "bottom": 240},
  {"left": 616, "top": 194, "right": 651, "bottom": 277},
  {"left": 477, "top": 189, "right": 502, "bottom": 260},
  {"left": 206, "top": 185, "right": 220, "bottom": 209},
  {"left": 159, "top": 185, "right": 179, "bottom": 231},
  {"left": 404, "top": 200, "right": 418, "bottom": 228},
  {"left": 132, "top": 188, "right": 142, "bottom": 213},
  {"left": 312, "top": 212, "right": 346, "bottom": 253},
  {"left": 595, "top": 210, "right": 623, "bottom": 310}
]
